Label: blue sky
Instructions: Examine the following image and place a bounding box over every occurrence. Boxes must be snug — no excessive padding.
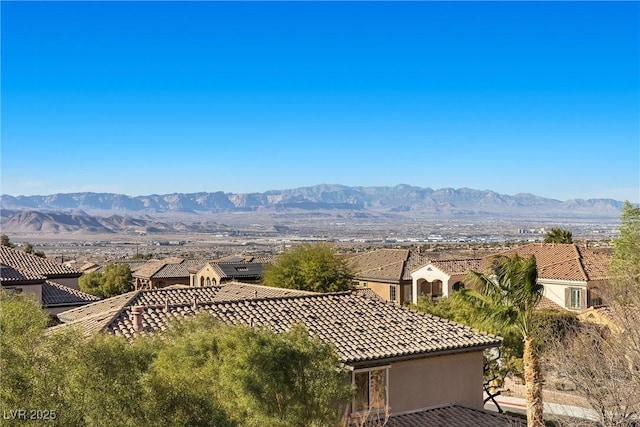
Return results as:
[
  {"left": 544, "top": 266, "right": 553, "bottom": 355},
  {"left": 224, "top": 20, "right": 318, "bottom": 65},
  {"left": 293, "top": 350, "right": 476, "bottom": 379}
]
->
[{"left": 2, "top": 1, "right": 638, "bottom": 202}]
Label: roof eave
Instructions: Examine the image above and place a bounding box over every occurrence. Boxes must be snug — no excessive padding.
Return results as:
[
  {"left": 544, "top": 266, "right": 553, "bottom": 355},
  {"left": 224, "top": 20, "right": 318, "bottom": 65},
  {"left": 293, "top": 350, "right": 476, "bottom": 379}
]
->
[{"left": 345, "top": 342, "right": 501, "bottom": 368}]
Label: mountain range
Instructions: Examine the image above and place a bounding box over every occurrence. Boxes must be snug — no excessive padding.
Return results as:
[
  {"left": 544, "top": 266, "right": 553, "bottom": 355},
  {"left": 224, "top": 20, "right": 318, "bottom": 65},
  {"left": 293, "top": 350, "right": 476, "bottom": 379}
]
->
[{"left": 0, "top": 184, "right": 624, "bottom": 234}]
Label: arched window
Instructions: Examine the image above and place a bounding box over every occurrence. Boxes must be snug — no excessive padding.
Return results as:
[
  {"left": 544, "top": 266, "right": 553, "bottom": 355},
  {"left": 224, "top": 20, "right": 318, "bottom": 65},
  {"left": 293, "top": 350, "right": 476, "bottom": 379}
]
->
[
  {"left": 200, "top": 276, "right": 205, "bottom": 287},
  {"left": 206, "top": 278, "right": 211, "bottom": 286}
]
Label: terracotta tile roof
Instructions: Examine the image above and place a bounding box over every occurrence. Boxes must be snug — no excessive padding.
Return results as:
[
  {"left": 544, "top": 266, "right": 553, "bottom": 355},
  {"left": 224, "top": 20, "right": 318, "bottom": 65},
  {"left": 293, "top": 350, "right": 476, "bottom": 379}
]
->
[
  {"left": 427, "top": 259, "right": 483, "bottom": 276},
  {"left": 213, "top": 254, "right": 272, "bottom": 263},
  {"left": 152, "top": 259, "right": 207, "bottom": 279},
  {"left": 42, "top": 281, "right": 100, "bottom": 306},
  {"left": 535, "top": 296, "right": 566, "bottom": 311},
  {"left": 133, "top": 258, "right": 208, "bottom": 279},
  {"left": 402, "top": 251, "right": 432, "bottom": 280},
  {"left": 57, "top": 282, "right": 311, "bottom": 328},
  {"left": 57, "top": 290, "right": 140, "bottom": 323},
  {"left": 58, "top": 285, "right": 500, "bottom": 364},
  {"left": 0, "top": 245, "right": 81, "bottom": 278},
  {"left": 1, "top": 264, "right": 44, "bottom": 283},
  {"left": 215, "top": 282, "right": 312, "bottom": 300},
  {"left": 495, "top": 243, "right": 611, "bottom": 282},
  {"left": 365, "top": 404, "right": 526, "bottom": 426},
  {"left": 354, "top": 287, "right": 385, "bottom": 300},
  {"left": 131, "top": 259, "right": 174, "bottom": 278},
  {"left": 575, "top": 246, "right": 611, "bottom": 280},
  {"left": 350, "top": 249, "right": 431, "bottom": 283}
]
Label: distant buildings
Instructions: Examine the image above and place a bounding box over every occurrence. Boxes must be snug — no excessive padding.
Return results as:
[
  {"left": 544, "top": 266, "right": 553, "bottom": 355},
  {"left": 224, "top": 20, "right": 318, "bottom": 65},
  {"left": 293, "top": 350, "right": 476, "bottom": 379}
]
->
[{"left": 0, "top": 245, "right": 98, "bottom": 315}]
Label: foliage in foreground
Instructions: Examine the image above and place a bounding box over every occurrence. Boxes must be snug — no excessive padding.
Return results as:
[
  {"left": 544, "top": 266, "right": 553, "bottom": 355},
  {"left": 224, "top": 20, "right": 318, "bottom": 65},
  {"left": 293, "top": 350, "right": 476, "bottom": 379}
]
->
[{"left": 0, "top": 291, "right": 353, "bottom": 427}]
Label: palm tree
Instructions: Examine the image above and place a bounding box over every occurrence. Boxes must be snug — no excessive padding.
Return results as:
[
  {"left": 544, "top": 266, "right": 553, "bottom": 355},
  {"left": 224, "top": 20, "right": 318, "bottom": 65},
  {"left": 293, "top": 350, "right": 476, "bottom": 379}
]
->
[
  {"left": 465, "top": 254, "right": 544, "bottom": 427},
  {"left": 543, "top": 227, "right": 573, "bottom": 244}
]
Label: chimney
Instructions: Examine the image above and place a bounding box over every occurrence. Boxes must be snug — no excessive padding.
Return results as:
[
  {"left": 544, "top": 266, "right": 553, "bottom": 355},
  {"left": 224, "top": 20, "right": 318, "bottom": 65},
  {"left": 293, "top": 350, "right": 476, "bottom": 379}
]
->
[
  {"left": 192, "top": 297, "right": 198, "bottom": 311},
  {"left": 131, "top": 306, "right": 144, "bottom": 332},
  {"left": 164, "top": 299, "right": 169, "bottom": 313}
]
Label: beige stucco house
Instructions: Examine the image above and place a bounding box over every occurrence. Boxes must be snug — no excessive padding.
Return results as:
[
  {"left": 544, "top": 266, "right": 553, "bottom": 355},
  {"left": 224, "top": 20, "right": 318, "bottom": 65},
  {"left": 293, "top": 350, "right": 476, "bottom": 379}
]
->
[
  {"left": 189, "top": 259, "right": 267, "bottom": 287},
  {"left": 409, "top": 243, "right": 611, "bottom": 311},
  {"left": 1, "top": 245, "right": 98, "bottom": 315},
  {"left": 132, "top": 257, "right": 208, "bottom": 289},
  {"left": 56, "top": 281, "right": 502, "bottom": 422},
  {"left": 348, "top": 249, "right": 430, "bottom": 304},
  {"left": 496, "top": 243, "right": 610, "bottom": 311}
]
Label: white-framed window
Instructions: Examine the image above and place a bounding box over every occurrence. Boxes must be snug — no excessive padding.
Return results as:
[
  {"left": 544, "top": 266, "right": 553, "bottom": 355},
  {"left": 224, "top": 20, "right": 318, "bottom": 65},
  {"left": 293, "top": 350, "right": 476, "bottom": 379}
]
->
[
  {"left": 352, "top": 366, "right": 389, "bottom": 414},
  {"left": 569, "top": 288, "right": 581, "bottom": 309},
  {"left": 389, "top": 286, "right": 397, "bottom": 302}
]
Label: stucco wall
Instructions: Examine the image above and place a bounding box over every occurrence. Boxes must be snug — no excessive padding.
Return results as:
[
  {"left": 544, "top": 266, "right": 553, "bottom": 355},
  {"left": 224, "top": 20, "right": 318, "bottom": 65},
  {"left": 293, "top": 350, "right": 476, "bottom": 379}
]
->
[
  {"left": 359, "top": 280, "right": 395, "bottom": 302},
  {"left": 52, "top": 277, "right": 80, "bottom": 290},
  {"left": 194, "top": 264, "right": 222, "bottom": 287},
  {"left": 4, "top": 283, "right": 43, "bottom": 305},
  {"left": 542, "top": 280, "right": 587, "bottom": 309},
  {"left": 388, "top": 350, "right": 485, "bottom": 413}
]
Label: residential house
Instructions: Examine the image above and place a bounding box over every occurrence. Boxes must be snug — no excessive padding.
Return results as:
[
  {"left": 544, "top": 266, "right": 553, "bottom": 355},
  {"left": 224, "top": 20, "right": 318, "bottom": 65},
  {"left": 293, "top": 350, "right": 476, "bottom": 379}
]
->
[
  {"left": 132, "top": 257, "right": 209, "bottom": 289},
  {"left": 409, "top": 243, "right": 611, "bottom": 311},
  {"left": 495, "top": 243, "right": 610, "bottom": 311},
  {"left": 0, "top": 245, "right": 99, "bottom": 315},
  {"left": 56, "top": 282, "right": 502, "bottom": 421},
  {"left": 410, "top": 259, "right": 483, "bottom": 304},
  {"left": 188, "top": 255, "right": 271, "bottom": 287},
  {"left": 349, "top": 249, "right": 430, "bottom": 304}
]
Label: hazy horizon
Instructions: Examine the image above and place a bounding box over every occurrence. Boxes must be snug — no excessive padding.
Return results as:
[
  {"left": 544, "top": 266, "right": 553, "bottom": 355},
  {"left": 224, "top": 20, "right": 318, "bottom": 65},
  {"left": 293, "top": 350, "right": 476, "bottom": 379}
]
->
[{"left": 2, "top": 2, "right": 638, "bottom": 202}]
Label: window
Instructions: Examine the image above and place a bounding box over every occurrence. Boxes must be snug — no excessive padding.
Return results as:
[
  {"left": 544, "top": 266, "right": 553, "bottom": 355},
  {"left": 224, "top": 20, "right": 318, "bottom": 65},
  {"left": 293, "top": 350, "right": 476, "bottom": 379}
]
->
[
  {"left": 352, "top": 367, "right": 388, "bottom": 414},
  {"left": 389, "top": 286, "right": 397, "bottom": 302},
  {"left": 453, "top": 281, "right": 465, "bottom": 291},
  {"left": 570, "top": 288, "right": 581, "bottom": 309}
]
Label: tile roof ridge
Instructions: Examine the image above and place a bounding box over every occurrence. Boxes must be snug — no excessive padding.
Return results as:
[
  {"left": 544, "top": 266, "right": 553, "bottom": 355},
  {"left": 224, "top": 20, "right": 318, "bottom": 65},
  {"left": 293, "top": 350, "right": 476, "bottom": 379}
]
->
[
  {"left": 401, "top": 303, "right": 501, "bottom": 340},
  {"left": 572, "top": 245, "right": 590, "bottom": 281},
  {"left": 222, "top": 290, "right": 353, "bottom": 304},
  {"left": 434, "top": 257, "right": 483, "bottom": 262},
  {"left": 138, "top": 285, "right": 222, "bottom": 294},
  {"left": 53, "top": 306, "right": 124, "bottom": 335},
  {"left": 44, "top": 280, "right": 100, "bottom": 300}
]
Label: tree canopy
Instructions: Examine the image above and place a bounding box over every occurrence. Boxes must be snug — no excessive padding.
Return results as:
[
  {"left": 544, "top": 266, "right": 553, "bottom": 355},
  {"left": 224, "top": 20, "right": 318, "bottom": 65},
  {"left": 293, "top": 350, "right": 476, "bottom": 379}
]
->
[
  {"left": 263, "top": 243, "right": 354, "bottom": 293},
  {"left": 1, "top": 234, "right": 15, "bottom": 248},
  {"left": 79, "top": 263, "right": 133, "bottom": 298},
  {"left": 22, "top": 242, "right": 46, "bottom": 258},
  {"left": 543, "top": 227, "right": 573, "bottom": 244},
  {"left": 611, "top": 201, "right": 640, "bottom": 280}
]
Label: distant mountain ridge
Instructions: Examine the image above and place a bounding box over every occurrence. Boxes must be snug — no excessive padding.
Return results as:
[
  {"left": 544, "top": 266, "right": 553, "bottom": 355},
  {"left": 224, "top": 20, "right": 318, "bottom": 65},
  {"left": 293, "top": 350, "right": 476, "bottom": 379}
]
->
[{"left": 0, "top": 184, "right": 624, "bottom": 216}]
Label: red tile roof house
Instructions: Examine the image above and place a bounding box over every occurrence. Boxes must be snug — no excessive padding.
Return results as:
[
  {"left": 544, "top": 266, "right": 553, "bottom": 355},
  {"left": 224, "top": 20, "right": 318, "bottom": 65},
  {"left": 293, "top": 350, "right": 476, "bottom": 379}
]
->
[
  {"left": 410, "top": 243, "right": 611, "bottom": 312},
  {"left": 0, "top": 245, "right": 99, "bottom": 315},
  {"left": 53, "top": 281, "right": 527, "bottom": 425},
  {"left": 494, "top": 243, "right": 611, "bottom": 311},
  {"left": 348, "top": 249, "right": 430, "bottom": 305},
  {"left": 132, "top": 257, "right": 209, "bottom": 290}
]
